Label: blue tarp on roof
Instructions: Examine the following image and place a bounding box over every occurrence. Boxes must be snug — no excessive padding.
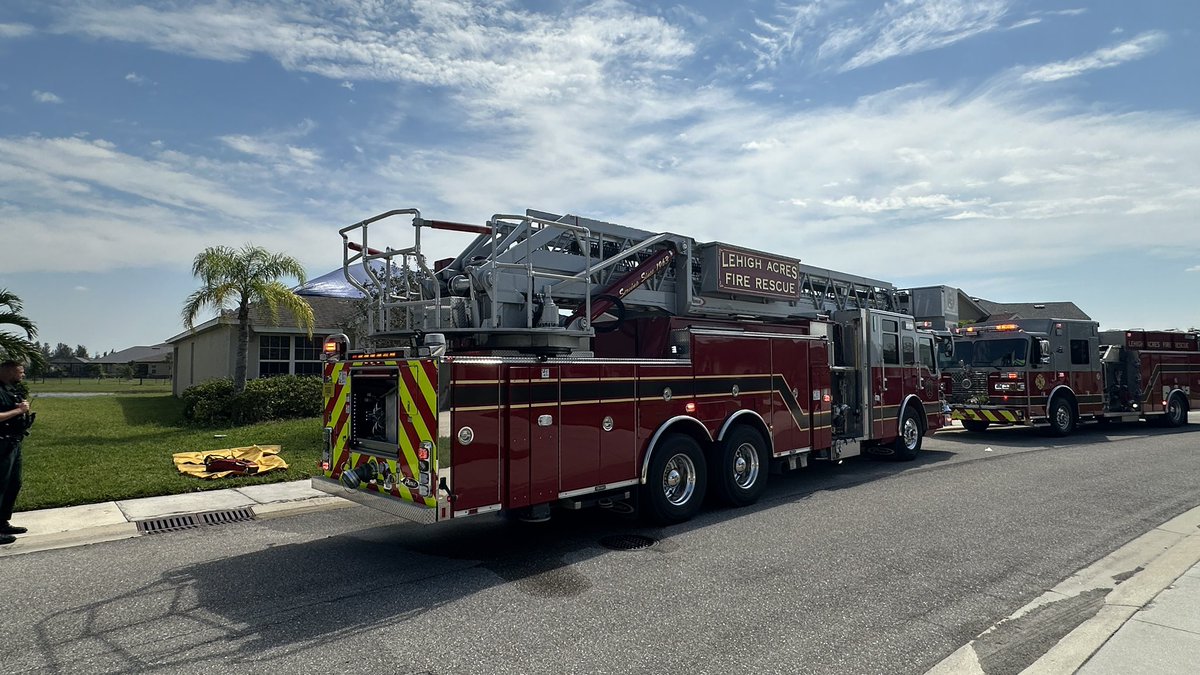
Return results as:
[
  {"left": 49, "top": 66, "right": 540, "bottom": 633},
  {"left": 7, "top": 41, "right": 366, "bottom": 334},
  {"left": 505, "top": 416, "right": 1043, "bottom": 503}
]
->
[{"left": 294, "top": 263, "right": 383, "bottom": 298}]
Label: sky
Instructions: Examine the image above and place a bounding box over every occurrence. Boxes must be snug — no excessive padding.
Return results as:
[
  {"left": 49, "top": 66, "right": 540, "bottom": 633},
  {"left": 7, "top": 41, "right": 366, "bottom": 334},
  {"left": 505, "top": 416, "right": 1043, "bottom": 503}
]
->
[{"left": 1, "top": 0, "right": 1199, "bottom": 354}]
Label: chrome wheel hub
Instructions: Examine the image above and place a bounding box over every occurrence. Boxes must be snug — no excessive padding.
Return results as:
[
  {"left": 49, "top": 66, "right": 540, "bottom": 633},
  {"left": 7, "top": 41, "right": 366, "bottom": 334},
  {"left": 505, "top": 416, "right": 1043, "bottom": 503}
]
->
[
  {"left": 661, "top": 453, "right": 696, "bottom": 506},
  {"left": 732, "top": 443, "right": 760, "bottom": 489}
]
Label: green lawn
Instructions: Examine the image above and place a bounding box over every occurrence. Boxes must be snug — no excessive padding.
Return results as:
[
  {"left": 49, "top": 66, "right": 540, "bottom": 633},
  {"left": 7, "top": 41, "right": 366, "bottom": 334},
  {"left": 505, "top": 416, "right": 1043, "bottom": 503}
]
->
[
  {"left": 29, "top": 378, "right": 173, "bottom": 394},
  {"left": 14, "top": 394, "right": 322, "bottom": 511}
]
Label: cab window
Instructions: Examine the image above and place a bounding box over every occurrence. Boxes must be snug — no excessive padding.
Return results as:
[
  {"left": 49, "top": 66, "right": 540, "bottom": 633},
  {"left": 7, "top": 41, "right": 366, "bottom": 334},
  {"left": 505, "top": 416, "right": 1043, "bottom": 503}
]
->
[{"left": 919, "top": 337, "right": 935, "bottom": 370}]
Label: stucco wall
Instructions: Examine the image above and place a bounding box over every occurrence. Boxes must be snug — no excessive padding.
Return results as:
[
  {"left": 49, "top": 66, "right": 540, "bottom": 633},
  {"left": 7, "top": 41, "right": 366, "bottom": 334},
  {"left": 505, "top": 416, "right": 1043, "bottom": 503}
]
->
[{"left": 172, "top": 324, "right": 236, "bottom": 396}]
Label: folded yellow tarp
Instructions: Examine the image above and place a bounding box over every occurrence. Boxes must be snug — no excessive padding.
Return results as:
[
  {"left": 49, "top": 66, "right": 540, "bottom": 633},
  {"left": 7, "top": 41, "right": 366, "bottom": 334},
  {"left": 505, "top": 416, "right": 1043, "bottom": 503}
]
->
[{"left": 173, "top": 444, "right": 288, "bottom": 479}]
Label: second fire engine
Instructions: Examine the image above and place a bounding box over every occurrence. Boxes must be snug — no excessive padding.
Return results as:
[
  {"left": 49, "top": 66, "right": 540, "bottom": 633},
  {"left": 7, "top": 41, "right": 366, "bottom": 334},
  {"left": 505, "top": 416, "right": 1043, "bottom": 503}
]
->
[{"left": 946, "top": 319, "right": 1197, "bottom": 435}]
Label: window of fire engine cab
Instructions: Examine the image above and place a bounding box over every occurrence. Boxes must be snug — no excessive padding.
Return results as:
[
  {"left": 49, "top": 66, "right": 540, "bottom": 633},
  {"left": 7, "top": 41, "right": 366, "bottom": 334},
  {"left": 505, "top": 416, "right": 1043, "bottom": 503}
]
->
[
  {"left": 918, "top": 337, "right": 936, "bottom": 371},
  {"left": 902, "top": 336, "right": 916, "bottom": 366},
  {"left": 1070, "top": 339, "right": 1091, "bottom": 365},
  {"left": 881, "top": 319, "right": 900, "bottom": 365},
  {"left": 971, "top": 338, "right": 1028, "bottom": 368}
]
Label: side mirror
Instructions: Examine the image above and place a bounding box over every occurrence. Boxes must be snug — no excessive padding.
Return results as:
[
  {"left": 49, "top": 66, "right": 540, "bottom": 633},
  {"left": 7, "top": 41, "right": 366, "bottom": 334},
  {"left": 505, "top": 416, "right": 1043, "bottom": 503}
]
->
[{"left": 1038, "top": 338, "right": 1051, "bottom": 364}]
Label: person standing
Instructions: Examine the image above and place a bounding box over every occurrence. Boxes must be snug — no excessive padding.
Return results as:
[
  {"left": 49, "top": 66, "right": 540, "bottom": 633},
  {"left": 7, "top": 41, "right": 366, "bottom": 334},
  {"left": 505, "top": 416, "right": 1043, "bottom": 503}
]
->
[{"left": 0, "top": 360, "right": 31, "bottom": 545}]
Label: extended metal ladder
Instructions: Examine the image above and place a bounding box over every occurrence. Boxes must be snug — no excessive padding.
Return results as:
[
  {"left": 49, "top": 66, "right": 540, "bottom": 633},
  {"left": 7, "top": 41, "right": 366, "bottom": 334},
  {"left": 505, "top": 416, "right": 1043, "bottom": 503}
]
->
[{"left": 337, "top": 208, "right": 899, "bottom": 344}]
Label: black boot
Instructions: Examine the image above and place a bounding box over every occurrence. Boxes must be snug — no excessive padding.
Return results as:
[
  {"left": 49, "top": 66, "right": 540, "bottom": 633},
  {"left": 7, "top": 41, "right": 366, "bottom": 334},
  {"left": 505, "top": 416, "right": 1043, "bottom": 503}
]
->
[
  {"left": 0, "top": 533, "right": 14, "bottom": 545},
  {"left": 0, "top": 522, "right": 27, "bottom": 535}
]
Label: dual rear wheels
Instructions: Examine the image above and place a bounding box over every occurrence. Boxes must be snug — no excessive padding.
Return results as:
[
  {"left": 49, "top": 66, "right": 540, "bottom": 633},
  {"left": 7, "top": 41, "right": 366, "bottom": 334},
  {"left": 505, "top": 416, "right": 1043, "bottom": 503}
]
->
[{"left": 641, "top": 427, "right": 770, "bottom": 524}]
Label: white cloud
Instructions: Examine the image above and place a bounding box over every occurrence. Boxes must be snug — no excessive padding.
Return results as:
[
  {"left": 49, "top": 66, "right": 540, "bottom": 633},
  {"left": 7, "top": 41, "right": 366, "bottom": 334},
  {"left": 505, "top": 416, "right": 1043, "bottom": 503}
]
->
[
  {"left": 339, "top": 80, "right": 354, "bottom": 91},
  {"left": 32, "top": 90, "right": 63, "bottom": 104},
  {"left": 0, "top": 136, "right": 275, "bottom": 225},
  {"left": 825, "top": 0, "right": 1011, "bottom": 72},
  {"left": 0, "top": 22, "right": 34, "bottom": 38},
  {"left": 125, "top": 72, "right": 148, "bottom": 85},
  {"left": 52, "top": 0, "right": 693, "bottom": 116},
  {"left": 1187, "top": 266, "right": 1200, "bottom": 273},
  {"left": 1008, "top": 18, "right": 1040, "bottom": 30},
  {"left": 74, "top": 286, "right": 89, "bottom": 292},
  {"left": 1022, "top": 31, "right": 1167, "bottom": 83}
]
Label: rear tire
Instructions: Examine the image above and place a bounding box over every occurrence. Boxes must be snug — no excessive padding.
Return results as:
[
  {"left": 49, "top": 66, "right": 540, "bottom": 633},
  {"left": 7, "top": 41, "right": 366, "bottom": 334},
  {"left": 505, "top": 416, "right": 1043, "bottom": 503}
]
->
[
  {"left": 1046, "top": 397, "right": 1076, "bottom": 437},
  {"left": 712, "top": 426, "right": 769, "bottom": 507},
  {"left": 642, "top": 434, "right": 708, "bottom": 524},
  {"left": 962, "top": 419, "right": 990, "bottom": 433},
  {"left": 1161, "top": 394, "right": 1188, "bottom": 428}
]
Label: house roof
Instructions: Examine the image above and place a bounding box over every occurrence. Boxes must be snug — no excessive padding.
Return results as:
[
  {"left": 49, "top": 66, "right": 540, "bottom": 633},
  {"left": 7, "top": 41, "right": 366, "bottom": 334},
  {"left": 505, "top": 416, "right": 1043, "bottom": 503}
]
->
[
  {"left": 92, "top": 343, "right": 171, "bottom": 364},
  {"left": 166, "top": 296, "right": 358, "bottom": 343},
  {"left": 972, "top": 299, "right": 1092, "bottom": 321},
  {"left": 49, "top": 355, "right": 90, "bottom": 364}
]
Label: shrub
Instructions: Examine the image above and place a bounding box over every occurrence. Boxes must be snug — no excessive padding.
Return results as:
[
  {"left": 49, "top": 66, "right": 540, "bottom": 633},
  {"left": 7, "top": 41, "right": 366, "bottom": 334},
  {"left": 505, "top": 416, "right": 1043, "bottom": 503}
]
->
[
  {"left": 182, "top": 378, "right": 236, "bottom": 423},
  {"left": 182, "top": 375, "right": 322, "bottom": 425}
]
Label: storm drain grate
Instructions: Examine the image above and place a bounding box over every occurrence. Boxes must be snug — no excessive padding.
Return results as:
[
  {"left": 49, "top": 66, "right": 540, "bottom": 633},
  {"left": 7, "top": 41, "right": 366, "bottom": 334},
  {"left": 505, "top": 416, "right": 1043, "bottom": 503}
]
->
[
  {"left": 136, "top": 508, "right": 256, "bottom": 535},
  {"left": 599, "top": 534, "right": 657, "bottom": 551}
]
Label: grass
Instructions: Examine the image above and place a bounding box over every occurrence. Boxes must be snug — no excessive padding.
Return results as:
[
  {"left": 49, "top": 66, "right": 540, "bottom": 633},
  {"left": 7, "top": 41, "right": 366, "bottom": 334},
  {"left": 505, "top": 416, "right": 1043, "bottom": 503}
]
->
[
  {"left": 14, "top": 394, "right": 322, "bottom": 512},
  {"left": 28, "top": 378, "right": 173, "bottom": 394}
]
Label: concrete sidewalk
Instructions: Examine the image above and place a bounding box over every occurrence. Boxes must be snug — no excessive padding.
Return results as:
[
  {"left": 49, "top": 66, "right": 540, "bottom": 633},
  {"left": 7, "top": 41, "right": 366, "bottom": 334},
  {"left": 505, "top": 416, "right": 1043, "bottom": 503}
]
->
[
  {"left": 1077, "top": 562, "right": 1200, "bottom": 674},
  {"left": 0, "top": 480, "right": 351, "bottom": 557}
]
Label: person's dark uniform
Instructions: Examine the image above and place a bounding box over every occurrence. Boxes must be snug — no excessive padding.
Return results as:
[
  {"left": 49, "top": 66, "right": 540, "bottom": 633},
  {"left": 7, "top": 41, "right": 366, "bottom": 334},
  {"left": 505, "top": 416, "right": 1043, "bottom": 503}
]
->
[{"left": 0, "top": 374, "right": 29, "bottom": 545}]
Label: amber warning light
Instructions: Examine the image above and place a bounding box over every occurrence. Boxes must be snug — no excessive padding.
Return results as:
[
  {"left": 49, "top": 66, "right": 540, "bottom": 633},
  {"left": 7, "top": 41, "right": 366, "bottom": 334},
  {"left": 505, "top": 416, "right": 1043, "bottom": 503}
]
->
[{"left": 323, "top": 333, "right": 349, "bottom": 361}]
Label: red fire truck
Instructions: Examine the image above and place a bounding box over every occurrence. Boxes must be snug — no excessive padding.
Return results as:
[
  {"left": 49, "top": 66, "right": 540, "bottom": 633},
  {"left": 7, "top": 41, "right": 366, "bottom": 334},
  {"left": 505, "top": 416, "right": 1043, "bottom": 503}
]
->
[
  {"left": 313, "top": 208, "right": 944, "bottom": 524},
  {"left": 946, "top": 319, "right": 1198, "bottom": 435}
]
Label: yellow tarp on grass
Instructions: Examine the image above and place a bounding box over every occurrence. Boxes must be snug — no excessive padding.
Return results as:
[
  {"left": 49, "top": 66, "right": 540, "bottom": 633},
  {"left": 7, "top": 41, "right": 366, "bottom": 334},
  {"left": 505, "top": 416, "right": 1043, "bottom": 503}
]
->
[{"left": 173, "top": 444, "right": 288, "bottom": 479}]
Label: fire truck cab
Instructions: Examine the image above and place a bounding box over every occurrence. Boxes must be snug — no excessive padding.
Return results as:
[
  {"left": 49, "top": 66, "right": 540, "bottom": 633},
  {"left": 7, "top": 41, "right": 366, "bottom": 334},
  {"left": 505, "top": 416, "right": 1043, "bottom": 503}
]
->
[
  {"left": 947, "top": 319, "right": 1197, "bottom": 435},
  {"left": 313, "top": 208, "right": 944, "bottom": 525}
]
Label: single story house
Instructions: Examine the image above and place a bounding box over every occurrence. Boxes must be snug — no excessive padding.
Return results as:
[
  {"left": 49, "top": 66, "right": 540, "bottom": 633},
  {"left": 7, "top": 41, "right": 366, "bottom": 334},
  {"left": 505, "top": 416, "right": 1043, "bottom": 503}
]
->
[
  {"left": 46, "top": 355, "right": 91, "bottom": 378},
  {"left": 91, "top": 343, "right": 172, "bottom": 378},
  {"left": 970, "top": 299, "right": 1092, "bottom": 322},
  {"left": 166, "top": 295, "right": 359, "bottom": 397}
]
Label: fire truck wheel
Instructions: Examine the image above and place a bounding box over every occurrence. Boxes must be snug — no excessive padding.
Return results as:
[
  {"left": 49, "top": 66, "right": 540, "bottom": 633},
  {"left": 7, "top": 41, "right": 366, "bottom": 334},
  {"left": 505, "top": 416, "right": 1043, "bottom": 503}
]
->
[
  {"left": 713, "top": 426, "right": 769, "bottom": 507},
  {"left": 643, "top": 434, "right": 708, "bottom": 524},
  {"left": 961, "top": 419, "right": 990, "bottom": 433},
  {"left": 890, "top": 409, "right": 923, "bottom": 461},
  {"left": 1047, "top": 397, "right": 1076, "bottom": 437},
  {"left": 1161, "top": 394, "right": 1187, "bottom": 428}
]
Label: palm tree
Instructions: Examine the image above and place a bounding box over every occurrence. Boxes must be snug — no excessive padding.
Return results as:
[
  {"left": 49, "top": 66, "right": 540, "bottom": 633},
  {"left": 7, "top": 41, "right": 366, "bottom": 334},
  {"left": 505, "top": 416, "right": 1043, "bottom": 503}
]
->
[
  {"left": 0, "top": 288, "right": 44, "bottom": 369},
  {"left": 182, "top": 245, "right": 315, "bottom": 393}
]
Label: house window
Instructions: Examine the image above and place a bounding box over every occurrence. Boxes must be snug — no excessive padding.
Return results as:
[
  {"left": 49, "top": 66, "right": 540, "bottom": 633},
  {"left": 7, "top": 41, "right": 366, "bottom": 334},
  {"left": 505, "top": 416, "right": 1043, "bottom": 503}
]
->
[
  {"left": 259, "top": 336, "right": 292, "bottom": 377},
  {"left": 293, "top": 336, "right": 323, "bottom": 375},
  {"left": 258, "top": 335, "right": 325, "bottom": 377}
]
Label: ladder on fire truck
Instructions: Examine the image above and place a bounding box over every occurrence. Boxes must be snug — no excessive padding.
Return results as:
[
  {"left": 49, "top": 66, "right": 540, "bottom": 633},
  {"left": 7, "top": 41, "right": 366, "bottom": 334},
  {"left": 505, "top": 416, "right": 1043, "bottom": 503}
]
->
[{"left": 338, "top": 208, "right": 900, "bottom": 352}]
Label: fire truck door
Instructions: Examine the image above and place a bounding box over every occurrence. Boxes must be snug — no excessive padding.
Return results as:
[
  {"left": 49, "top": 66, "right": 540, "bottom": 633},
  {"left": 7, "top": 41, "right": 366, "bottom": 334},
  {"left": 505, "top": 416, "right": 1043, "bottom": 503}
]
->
[
  {"left": 874, "top": 316, "right": 905, "bottom": 439},
  {"left": 505, "top": 365, "right": 561, "bottom": 508}
]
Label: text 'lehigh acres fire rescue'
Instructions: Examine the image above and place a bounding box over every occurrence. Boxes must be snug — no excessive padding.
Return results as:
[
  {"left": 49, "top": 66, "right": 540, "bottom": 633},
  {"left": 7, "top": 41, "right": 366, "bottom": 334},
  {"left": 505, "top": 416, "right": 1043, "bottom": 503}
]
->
[{"left": 713, "top": 246, "right": 801, "bottom": 300}]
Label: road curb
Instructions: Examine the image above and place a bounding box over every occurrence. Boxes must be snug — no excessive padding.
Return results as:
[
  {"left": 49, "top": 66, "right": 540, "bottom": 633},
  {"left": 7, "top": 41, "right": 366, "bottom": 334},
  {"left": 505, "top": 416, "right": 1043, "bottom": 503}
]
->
[
  {"left": 1, "top": 494, "right": 355, "bottom": 557},
  {"left": 926, "top": 503, "right": 1200, "bottom": 675}
]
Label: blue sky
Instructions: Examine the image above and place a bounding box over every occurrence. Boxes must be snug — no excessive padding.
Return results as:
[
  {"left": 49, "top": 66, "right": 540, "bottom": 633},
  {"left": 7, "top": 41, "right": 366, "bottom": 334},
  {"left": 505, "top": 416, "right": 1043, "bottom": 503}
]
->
[{"left": 2, "top": 0, "right": 1198, "bottom": 354}]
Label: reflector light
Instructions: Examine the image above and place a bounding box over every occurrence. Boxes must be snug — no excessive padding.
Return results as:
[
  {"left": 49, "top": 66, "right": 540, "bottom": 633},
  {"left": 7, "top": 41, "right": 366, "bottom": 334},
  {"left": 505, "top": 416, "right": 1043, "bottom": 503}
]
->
[
  {"left": 1006, "top": 372, "right": 1018, "bottom": 379},
  {"left": 823, "top": 394, "right": 831, "bottom": 403},
  {"left": 417, "top": 447, "right": 430, "bottom": 461},
  {"left": 323, "top": 341, "right": 339, "bottom": 353},
  {"left": 685, "top": 402, "right": 697, "bottom": 413},
  {"left": 320, "top": 461, "right": 330, "bottom": 471}
]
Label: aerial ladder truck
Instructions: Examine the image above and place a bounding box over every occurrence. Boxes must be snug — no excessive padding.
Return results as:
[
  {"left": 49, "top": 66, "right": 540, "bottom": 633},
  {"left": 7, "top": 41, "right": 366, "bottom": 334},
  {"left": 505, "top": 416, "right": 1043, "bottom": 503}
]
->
[{"left": 313, "top": 208, "right": 944, "bottom": 524}]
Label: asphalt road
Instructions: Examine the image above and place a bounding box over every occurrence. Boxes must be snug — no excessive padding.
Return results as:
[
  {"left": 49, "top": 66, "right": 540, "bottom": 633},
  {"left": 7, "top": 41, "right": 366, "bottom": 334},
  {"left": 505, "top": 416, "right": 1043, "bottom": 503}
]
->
[{"left": 5, "top": 419, "right": 1200, "bottom": 675}]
